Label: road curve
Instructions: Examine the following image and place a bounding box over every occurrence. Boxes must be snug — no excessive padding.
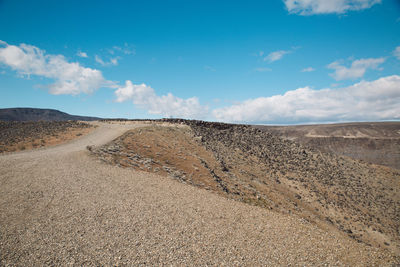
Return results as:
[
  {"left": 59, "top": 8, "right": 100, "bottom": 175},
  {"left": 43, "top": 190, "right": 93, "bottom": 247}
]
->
[{"left": 0, "top": 122, "right": 396, "bottom": 266}]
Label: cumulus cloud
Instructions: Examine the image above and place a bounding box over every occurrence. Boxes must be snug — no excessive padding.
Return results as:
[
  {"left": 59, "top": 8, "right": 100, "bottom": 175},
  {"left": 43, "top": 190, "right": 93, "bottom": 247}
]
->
[
  {"left": 115, "top": 80, "right": 208, "bottom": 119},
  {"left": 284, "top": 0, "right": 381, "bottom": 15},
  {"left": 0, "top": 40, "right": 109, "bottom": 95},
  {"left": 213, "top": 75, "right": 400, "bottom": 124},
  {"left": 327, "top": 57, "right": 384, "bottom": 80},
  {"left": 77, "top": 51, "right": 88, "bottom": 58},
  {"left": 394, "top": 46, "right": 400, "bottom": 60},
  {"left": 264, "top": 50, "right": 291, "bottom": 63},
  {"left": 95, "top": 55, "right": 120, "bottom": 66},
  {"left": 0, "top": 40, "right": 206, "bottom": 119},
  {"left": 301, "top": 67, "right": 315, "bottom": 72}
]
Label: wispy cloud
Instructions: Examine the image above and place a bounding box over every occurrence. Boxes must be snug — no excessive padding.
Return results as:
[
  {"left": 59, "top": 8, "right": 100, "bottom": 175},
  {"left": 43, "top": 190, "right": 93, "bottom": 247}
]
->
[
  {"left": 77, "top": 51, "right": 88, "bottom": 58},
  {"left": 96, "top": 43, "right": 135, "bottom": 66},
  {"left": 95, "top": 55, "right": 120, "bottom": 66},
  {"left": 394, "top": 46, "right": 400, "bottom": 60},
  {"left": 264, "top": 50, "right": 291, "bottom": 63},
  {"left": 115, "top": 80, "right": 208, "bottom": 119},
  {"left": 251, "top": 51, "right": 265, "bottom": 57},
  {"left": 327, "top": 57, "right": 385, "bottom": 80},
  {"left": 283, "top": 0, "right": 381, "bottom": 15},
  {"left": 0, "top": 40, "right": 111, "bottom": 95},
  {"left": 264, "top": 47, "right": 299, "bottom": 63},
  {"left": 111, "top": 43, "right": 135, "bottom": 55},
  {"left": 213, "top": 75, "right": 400, "bottom": 124},
  {"left": 301, "top": 67, "right": 315, "bottom": 72}
]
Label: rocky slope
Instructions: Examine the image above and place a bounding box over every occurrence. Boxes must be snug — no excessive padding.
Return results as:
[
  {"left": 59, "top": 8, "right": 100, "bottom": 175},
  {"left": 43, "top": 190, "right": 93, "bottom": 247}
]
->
[{"left": 90, "top": 119, "right": 400, "bottom": 256}]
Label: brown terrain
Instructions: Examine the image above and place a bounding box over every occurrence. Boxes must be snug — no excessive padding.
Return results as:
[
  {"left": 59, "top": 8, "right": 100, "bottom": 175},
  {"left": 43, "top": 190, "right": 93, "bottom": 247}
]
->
[
  {"left": 0, "top": 121, "right": 94, "bottom": 153},
  {"left": 0, "top": 119, "right": 399, "bottom": 265},
  {"left": 91, "top": 119, "right": 400, "bottom": 257}
]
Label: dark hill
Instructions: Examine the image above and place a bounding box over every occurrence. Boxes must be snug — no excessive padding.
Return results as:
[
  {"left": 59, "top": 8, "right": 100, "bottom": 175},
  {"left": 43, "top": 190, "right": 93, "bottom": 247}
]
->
[{"left": 0, "top": 108, "right": 101, "bottom": 122}]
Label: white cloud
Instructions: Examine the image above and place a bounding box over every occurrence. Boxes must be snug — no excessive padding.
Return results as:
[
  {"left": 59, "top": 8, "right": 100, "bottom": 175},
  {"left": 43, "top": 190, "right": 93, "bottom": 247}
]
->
[
  {"left": 394, "top": 46, "right": 400, "bottom": 60},
  {"left": 115, "top": 80, "right": 208, "bottom": 119},
  {"left": 284, "top": 0, "right": 381, "bottom": 15},
  {"left": 213, "top": 75, "right": 400, "bottom": 124},
  {"left": 0, "top": 40, "right": 109, "bottom": 95},
  {"left": 327, "top": 57, "right": 385, "bottom": 80},
  {"left": 301, "top": 67, "right": 315, "bottom": 72},
  {"left": 95, "top": 55, "right": 120, "bottom": 66},
  {"left": 264, "top": 50, "right": 291, "bottom": 63},
  {"left": 77, "top": 51, "right": 88, "bottom": 58},
  {"left": 110, "top": 57, "right": 119, "bottom": 65},
  {"left": 0, "top": 40, "right": 206, "bottom": 119}
]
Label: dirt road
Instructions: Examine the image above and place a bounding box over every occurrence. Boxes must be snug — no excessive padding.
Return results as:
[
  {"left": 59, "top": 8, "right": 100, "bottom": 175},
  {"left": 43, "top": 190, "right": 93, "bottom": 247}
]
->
[{"left": 0, "top": 122, "right": 396, "bottom": 266}]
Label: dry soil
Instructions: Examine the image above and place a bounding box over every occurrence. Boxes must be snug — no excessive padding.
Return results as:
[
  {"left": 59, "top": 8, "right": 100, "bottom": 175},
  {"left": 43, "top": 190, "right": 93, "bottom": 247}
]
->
[{"left": 0, "top": 121, "right": 397, "bottom": 266}]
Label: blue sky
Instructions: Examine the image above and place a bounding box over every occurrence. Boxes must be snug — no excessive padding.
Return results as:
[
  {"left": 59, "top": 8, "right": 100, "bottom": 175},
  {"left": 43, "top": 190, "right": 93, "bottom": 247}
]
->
[{"left": 0, "top": 0, "right": 399, "bottom": 124}]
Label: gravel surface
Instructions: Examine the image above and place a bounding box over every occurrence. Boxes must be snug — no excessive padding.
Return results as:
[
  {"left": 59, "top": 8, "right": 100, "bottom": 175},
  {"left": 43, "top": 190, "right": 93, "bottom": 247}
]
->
[
  {"left": 0, "top": 122, "right": 396, "bottom": 266},
  {"left": 0, "top": 121, "right": 93, "bottom": 153}
]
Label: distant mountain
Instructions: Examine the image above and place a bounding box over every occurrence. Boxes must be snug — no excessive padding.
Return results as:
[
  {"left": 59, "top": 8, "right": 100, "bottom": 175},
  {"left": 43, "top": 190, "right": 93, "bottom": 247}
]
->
[{"left": 0, "top": 108, "right": 101, "bottom": 121}]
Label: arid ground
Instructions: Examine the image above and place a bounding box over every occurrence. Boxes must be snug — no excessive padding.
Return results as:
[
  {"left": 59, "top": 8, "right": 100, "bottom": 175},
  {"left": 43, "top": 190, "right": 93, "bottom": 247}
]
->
[
  {"left": 256, "top": 122, "right": 400, "bottom": 170},
  {"left": 0, "top": 120, "right": 399, "bottom": 266},
  {"left": 0, "top": 121, "right": 94, "bottom": 153}
]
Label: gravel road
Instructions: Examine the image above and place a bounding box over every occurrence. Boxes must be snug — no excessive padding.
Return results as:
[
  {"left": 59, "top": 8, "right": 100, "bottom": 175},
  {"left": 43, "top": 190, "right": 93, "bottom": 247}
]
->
[{"left": 0, "top": 122, "right": 396, "bottom": 266}]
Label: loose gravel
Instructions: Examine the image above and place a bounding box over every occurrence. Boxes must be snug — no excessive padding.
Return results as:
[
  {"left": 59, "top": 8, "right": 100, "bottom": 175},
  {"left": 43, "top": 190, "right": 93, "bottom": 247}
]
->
[{"left": 0, "top": 122, "right": 397, "bottom": 266}]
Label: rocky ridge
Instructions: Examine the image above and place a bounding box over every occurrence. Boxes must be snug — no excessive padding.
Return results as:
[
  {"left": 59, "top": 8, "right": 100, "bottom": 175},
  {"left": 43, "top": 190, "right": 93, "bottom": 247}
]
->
[{"left": 90, "top": 119, "right": 400, "bottom": 256}]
